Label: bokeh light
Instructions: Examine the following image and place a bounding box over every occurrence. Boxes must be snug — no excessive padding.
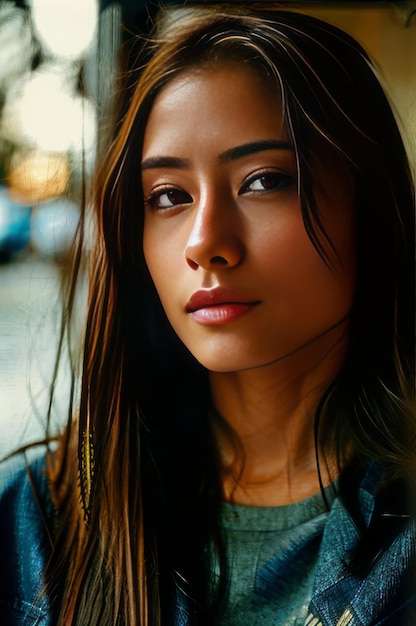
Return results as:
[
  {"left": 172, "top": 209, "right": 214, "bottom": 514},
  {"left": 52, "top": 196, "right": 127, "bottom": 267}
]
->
[{"left": 31, "top": 0, "right": 98, "bottom": 60}]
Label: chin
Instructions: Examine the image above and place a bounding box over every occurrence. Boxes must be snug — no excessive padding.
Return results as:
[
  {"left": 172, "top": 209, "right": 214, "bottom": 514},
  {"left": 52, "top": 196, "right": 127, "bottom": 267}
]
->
[{"left": 191, "top": 352, "right": 267, "bottom": 374}]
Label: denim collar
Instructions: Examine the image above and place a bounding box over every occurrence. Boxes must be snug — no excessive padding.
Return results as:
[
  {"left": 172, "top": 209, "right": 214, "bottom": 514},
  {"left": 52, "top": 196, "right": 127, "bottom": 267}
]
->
[{"left": 306, "top": 461, "right": 415, "bottom": 625}]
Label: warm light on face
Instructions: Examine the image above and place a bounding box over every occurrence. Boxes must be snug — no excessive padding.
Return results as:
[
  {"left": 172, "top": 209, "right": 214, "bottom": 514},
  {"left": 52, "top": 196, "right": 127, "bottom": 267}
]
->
[{"left": 142, "top": 66, "right": 356, "bottom": 374}]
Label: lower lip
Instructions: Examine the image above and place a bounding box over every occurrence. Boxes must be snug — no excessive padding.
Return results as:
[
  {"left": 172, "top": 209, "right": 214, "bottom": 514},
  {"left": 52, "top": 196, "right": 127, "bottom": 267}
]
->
[{"left": 188, "top": 303, "right": 257, "bottom": 325}]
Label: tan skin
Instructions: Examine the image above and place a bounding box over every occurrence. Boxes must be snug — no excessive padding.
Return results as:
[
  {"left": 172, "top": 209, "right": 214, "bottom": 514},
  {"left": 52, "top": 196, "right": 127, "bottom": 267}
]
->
[{"left": 142, "top": 64, "right": 356, "bottom": 506}]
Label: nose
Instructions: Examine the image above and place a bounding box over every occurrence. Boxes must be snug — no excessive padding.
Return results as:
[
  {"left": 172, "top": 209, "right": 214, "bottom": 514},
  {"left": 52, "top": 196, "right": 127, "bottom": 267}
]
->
[{"left": 185, "top": 192, "right": 245, "bottom": 271}]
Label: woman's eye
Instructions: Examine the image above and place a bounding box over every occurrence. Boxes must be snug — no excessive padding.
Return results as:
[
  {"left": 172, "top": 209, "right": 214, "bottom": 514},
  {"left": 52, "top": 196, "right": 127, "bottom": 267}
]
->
[
  {"left": 145, "top": 188, "right": 192, "bottom": 210},
  {"left": 239, "top": 171, "right": 294, "bottom": 195}
]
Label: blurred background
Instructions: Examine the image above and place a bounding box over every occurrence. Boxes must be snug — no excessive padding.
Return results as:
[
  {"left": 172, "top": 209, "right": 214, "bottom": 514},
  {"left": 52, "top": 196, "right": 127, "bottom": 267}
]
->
[{"left": 0, "top": 0, "right": 415, "bottom": 459}]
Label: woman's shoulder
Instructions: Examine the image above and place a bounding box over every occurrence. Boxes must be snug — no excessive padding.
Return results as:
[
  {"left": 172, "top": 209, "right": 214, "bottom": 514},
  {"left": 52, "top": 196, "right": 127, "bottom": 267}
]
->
[
  {"left": 0, "top": 445, "right": 55, "bottom": 625},
  {"left": 0, "top": 445, "right": 54, "bottom": 519},
  {"left": 309, "top": 460, "right": 416, "bottom": 625}
]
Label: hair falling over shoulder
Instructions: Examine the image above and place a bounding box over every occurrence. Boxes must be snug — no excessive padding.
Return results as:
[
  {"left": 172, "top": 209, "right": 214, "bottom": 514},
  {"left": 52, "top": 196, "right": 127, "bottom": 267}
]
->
[{"left": 44, "top": 5, "right": 416, "bottom": 625}]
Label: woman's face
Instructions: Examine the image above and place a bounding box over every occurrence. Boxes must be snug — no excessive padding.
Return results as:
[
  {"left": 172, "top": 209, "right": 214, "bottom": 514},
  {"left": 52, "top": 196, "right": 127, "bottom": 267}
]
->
[{"left": 142, "top": 64, "right": 356, "bottom": 373}]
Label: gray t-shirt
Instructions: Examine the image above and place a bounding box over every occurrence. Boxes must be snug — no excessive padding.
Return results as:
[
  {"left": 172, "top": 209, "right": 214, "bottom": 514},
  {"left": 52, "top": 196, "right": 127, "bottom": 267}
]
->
[{"left": 212, "top": 486, "right": 337, "bottom": 625}]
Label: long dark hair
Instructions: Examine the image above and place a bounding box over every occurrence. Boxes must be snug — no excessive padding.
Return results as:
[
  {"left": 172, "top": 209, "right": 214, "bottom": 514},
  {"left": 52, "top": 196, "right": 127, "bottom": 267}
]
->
[{"left": 46, "top": 5, "right": 415, "bottom": 624}]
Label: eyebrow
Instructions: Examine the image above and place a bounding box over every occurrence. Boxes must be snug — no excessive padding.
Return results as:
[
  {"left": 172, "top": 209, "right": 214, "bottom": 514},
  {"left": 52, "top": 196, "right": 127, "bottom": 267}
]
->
[
  {"left": 141, "top": 156, "right": 191, "bottom": 171},
  {"left": 219, "top": 140, "right": 292, "bottom": 163},
  {"left": 141, "top": 140, "right": 292, "bottom": 171}
]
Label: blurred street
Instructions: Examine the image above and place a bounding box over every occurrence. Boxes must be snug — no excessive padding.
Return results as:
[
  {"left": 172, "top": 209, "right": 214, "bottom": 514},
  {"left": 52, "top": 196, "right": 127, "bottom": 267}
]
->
[{"left": 0, "top": 256, "right": 66, "bottom": 459}]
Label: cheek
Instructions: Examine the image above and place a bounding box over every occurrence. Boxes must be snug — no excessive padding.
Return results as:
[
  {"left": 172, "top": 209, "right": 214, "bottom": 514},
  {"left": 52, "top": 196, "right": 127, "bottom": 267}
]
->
[
  {"left": 256, "top": 214, "right": 321, "bottom": 278},
  {"left": 143, "top": 219, "right": 166, "bottom": 272},
  {"left": 321, "top": 202, "right": 357, "bottom": 287},
  {"left": 143, "top": 226, "right": 181, "bottom": 299},
  {"left": 261, "top": 209, "right": 356, "bottom": 306},
  {"left": 143, "top": 230, "right": 162, "bottom": 291}
]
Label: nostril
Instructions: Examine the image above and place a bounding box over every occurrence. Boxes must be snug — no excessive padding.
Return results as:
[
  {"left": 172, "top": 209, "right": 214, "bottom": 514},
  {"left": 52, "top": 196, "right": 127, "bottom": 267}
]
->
[
  {"left": 186, "top": 258, "right": 199, "bottom": 270},
  {"left": 210, "top": 256, "right": 228, "bottom": 265}
]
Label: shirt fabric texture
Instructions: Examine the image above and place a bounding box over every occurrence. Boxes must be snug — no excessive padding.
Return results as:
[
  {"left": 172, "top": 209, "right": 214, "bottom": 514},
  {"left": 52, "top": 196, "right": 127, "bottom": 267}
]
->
[
  {"left": 214, "top": 486, "right": 337, "bottom": 625},
  {"left": 0, "top": 448, "right": 415, "bottom": 625}
]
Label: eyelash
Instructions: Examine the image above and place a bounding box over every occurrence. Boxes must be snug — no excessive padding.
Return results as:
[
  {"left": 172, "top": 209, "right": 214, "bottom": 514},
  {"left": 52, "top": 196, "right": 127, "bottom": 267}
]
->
[
  {"left": 144, "top": 170, "right": 295, "bottom": 211},
  {"left": 144, "top": 186, "right": 192, "bottom": 211},
  {"left": 238, "top": 169, "right": 295, "bottom": 195}
]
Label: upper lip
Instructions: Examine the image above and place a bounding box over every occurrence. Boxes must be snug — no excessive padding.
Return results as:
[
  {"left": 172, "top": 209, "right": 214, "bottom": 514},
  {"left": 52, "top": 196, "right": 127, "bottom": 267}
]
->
[{"left": 186, "top": 287, "right": 259, "bottom": 312}]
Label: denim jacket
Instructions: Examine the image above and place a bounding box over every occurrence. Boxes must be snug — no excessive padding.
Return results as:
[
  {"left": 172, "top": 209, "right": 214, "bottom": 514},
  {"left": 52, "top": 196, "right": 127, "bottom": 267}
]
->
[{"left": 0, "top": 449, "right": 415, "bottom": 625}]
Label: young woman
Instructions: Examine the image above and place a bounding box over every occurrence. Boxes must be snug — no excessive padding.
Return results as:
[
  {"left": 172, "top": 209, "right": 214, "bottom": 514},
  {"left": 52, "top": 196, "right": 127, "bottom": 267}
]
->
[{"left": 1, "top": 4, "right": 415, "bottom": 625}]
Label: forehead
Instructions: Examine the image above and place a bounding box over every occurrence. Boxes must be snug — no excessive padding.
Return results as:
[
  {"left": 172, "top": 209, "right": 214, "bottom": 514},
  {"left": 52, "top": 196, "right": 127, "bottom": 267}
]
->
[{"left": 142, "top": 64, "right": 287, "bottom": 156}]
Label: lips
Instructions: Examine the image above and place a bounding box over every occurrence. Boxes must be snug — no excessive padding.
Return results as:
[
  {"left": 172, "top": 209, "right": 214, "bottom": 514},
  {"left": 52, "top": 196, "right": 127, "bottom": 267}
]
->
[
  {"left": 185, "top": 287, "right": 260, "bottom": 325},
  {"left": 186, "top": 287, "right": 257, "bottom": 311}
]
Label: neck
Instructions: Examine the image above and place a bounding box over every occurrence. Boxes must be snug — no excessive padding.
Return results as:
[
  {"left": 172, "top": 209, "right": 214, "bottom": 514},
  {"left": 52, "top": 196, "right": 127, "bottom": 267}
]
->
[{"left": 210, "top": 326, "right": 348, "bottom": 506}]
